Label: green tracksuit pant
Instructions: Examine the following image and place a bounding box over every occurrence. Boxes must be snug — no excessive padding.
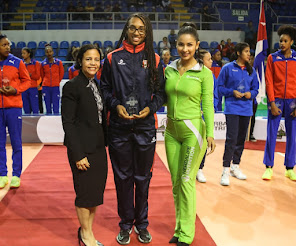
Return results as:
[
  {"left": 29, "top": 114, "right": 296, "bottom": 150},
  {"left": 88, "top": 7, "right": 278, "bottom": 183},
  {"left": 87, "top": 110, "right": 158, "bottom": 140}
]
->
[{"left": 165, "top": 117, "right": 207, "bottom": 245}]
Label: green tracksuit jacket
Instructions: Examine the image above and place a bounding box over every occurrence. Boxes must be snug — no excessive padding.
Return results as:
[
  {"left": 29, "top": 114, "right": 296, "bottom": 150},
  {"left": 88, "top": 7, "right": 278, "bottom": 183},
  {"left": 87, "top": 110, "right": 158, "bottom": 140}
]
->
[{"left": 164, "top": 59, "right": 214, "bottom": 244}]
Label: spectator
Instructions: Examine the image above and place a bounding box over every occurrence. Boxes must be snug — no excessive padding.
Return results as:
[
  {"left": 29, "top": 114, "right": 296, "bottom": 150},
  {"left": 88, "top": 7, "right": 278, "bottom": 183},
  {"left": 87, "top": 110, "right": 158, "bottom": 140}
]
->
[
  {"left": 67, "top": 1, "right": 76, "bottom": 12},
  {"left": 85, "top": 2, "right": 94, "bottom": 12},
  {"left": 162, "top": 0, "right": 171, "bottom": 8},
  {"left": 165, "top": 3, "right": 175, "bottom": 21},
  {"left": 94, "top": 3, "right": 104, "bottom": 20},
  {"left": 217, "top": 40, "right": 226, "bottom": 55},
  {"left": 201, "top": 4, "right": 211, "bottom": 30},
  {"left": 224, "top": 38, "right": 235, "bottom": 59},
  {"left": 104, "top": 4, "right": 112, "bottom": 20},
  {"left": 112, "top": 3, "right": 123, "bottom": 20},
  {"left": 244, "top": 21, "right": 256, "bottom": 50},
  {"left": 168, "top": 29, "right": 177, "bottom": 49},
  {"left": 159, "top": 36, "right": 171, "bottom": 54},
  {"left": 74, "top": 1, "right": 85, "bottom": 20}
]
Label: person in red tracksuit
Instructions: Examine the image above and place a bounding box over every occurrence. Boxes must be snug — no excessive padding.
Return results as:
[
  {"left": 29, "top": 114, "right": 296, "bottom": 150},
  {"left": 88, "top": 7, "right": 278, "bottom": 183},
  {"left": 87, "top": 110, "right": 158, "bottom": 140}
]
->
[
  {"left": 68, "top": 47, "right": 80, "bottom": 80},
  {"left": 40, "top": 44, "right": 64, "bottom": 114},
  {"left": 262, "top": 25, "right": 296, "bottom": 181},
  {"left": 0, "top": 34, "right": 31, "bottom": 189},
  {"left": 21, "top": 47, "right": 41, "bottom": 114}
]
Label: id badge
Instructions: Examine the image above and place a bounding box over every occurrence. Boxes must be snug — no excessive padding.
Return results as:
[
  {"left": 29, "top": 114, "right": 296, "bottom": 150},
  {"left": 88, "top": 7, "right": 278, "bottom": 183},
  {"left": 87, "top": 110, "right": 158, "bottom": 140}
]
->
[{"left": 126, "top": 92, "right": 139, "bottom": 115}]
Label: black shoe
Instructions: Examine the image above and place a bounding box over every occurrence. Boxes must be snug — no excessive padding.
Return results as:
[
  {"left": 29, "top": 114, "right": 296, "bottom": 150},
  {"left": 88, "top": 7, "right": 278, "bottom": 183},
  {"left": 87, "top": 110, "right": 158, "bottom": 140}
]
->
[
  {"left": 177, "top": 242, "right": 189, "bottom": 246},
  {"left": 249, "top": 135, "right": 257, "bottom": 142},
  {"left": 116, "top": 228, "right": 132, "bottom": 245},
  {"left": 134, "top": 227, "right": 152, "bottom": 243},
  {"left": 78, "top": 227, "right": 86, "bottom": 246},
  {"left": 169, "top": 236, "right": 179, "bottom": 243}
]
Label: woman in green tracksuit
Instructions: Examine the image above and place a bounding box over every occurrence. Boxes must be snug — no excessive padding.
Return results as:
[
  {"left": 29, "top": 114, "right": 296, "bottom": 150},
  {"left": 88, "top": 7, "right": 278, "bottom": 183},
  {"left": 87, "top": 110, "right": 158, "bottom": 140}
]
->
[{"left": 164, "top": 23, "right": 216, "bottom": 246}]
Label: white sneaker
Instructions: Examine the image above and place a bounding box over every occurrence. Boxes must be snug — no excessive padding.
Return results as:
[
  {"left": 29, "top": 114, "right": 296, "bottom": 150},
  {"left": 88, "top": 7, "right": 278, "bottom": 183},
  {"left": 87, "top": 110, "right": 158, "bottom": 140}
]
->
[
  {"left": 196, "top": 169, "right": 206, "bottom": 183},
  {"left": 230, "top": 165, "right": 247, "bottom": 180},
  {"left": 220, "top": 169, "right": 230, "bottom": 186}
]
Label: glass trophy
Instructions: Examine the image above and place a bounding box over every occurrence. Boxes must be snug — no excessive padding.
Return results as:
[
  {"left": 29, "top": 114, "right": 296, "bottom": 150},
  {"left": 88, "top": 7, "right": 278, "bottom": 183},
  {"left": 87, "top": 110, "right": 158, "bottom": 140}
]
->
[
  {"left": 236, "top": 78, "right": 246, "bottom": 93},
  {"left": 2, "top": 77, "right": 10, "bottom": 87},
  {"left": 126, "top": 92, "right": 139, "bottom": 115}
]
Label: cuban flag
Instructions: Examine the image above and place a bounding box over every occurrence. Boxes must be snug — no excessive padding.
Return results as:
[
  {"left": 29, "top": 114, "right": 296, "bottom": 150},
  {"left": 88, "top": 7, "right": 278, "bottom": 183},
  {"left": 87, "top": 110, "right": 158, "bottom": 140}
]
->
[{"left": 254, "top": 0, "right": 268, "bottom": 104}]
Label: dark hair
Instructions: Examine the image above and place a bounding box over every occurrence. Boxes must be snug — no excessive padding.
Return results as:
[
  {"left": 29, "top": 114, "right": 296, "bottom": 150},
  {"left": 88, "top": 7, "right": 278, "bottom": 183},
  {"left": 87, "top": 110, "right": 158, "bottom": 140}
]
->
[
  {"left": 71, "top": 47, "right": 80, "bottom": 61},
  {"left": 45, "top": 44, "right": 53, "bottom": 50},
  {"left": 116, "top": 12, "right": 159, "bottom": 92},
  {"left": 277, "top": 25, "right": 296, "bottom": 41},
  {"left": 177, "top": 22, "right": 199, "bottom": 42},
  {"left": 195, "top": 49, "right": 209, "bottom": 65},
  {"left": 0, "top": 34, "right": 7, "bottom": 41},
  {"left": 74, "top": 44, "right": 102, "bottom": 70},
  {"left": 232, "top": 42, "right": 253, "bottom": 75},
  {"left": 22, "top": 47, "right": 34, "bottom": 58}
]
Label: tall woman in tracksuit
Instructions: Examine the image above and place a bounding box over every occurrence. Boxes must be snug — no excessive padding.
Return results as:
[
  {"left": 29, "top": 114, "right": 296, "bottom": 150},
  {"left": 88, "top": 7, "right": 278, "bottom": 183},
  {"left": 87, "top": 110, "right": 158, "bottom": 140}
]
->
[
  {"left": 40, "top": 44, "right": 64, "bottom": 114},
  {"left": 0, "top": 34, "right": 31, "bottom": 189},
  {"left": 100, "top": 13, "right": 165, "bottom": 245},
  {"left": 165, "top": 23, "right": 216, "bottom": 246},
  {"left": 262, "top": 25, "right": 296, "bottom": 181},
  {"left": 218, "top": 42, "right": 259, "bottom": 186},
  {"left": 21, "top": 47, "right": 40, "bottom": 114}
]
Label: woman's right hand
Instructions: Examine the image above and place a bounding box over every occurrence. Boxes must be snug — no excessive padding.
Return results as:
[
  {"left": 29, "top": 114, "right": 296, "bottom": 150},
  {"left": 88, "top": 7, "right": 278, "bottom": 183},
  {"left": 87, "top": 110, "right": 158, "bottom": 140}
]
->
[
  {"left": 76, "top": 157, "right": 90, "bottom": 171},
  {"left": 270, "top": 102, "right": 282, "bottom": 116},
  {"left": 116, "top": 105, "right": 134, "bottom": 120},
  {"left": 233, "top": 90, "right": 244, "bottom": 98}
]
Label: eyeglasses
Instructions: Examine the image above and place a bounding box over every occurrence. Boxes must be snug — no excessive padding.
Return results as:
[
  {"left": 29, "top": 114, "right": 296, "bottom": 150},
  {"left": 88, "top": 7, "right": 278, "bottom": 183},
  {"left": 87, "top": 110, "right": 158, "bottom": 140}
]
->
[{"left": 128, "top": 25, "right": 146, "bottom": 35}]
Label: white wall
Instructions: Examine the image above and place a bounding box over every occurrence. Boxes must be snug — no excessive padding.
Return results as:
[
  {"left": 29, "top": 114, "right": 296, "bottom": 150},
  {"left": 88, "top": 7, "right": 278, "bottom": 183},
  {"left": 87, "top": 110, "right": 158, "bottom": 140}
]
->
[{"left": 4, "top": 29, "right": 244, "bottom": 45}]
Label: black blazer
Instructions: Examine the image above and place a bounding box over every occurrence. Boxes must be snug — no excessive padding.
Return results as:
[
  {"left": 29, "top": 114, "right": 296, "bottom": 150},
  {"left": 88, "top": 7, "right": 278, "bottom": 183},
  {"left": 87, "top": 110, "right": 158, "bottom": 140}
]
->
[{"left": 62, "top": 71, "right": 108, "bottom": 163}]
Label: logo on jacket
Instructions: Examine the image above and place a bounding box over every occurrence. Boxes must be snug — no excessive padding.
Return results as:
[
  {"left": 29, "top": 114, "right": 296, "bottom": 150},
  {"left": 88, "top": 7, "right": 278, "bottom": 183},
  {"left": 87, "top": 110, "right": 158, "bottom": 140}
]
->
[
  {"left": 118, "top": 59, "right": 126, "bottom": 65},
  {"left": 151, "top": 136, "right": 156, "bottom": 143},
  {"left": 276, "top": 56, "right": 282, "bottom": 60},
  {"left": 142, "top": 59, "right": 148, "bottom": 69},
  {"left": 186, "top": 75, "right": 200, "bottom": 81},
  {"left": 232, "top": 69, "right": 238, "bottom": 72},
  {"left": 9, "top": 60, "right": 15, "bottom": 64}
]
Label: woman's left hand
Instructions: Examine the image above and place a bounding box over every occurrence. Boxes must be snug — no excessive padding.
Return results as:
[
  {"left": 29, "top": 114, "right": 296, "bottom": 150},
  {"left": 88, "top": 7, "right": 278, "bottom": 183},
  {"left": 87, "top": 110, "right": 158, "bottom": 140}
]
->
[
  {"left": 244, "top": 92, "right": 251, "bottom": 99},
  {"left": 133, "top": 107, "right": 150, "bottom": 119},
  {"left": 206, "top": 137, "right": 216, "bottom": 155},
  {"left": 2, "top": 86, "right": 17, "bottom": 96}
]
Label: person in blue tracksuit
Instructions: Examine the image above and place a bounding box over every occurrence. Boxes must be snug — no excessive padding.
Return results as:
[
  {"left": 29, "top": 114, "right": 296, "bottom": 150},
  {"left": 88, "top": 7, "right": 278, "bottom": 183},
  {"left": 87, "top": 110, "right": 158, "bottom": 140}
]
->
[
  {"left": 195, "top": 49, "right": 218, "bottom": 183},
  {"left": 100, "top": 13, "right": 165, "bottom": 245},
  {"left": 218, "top": 42, "right": 259, "bottom": 186}
]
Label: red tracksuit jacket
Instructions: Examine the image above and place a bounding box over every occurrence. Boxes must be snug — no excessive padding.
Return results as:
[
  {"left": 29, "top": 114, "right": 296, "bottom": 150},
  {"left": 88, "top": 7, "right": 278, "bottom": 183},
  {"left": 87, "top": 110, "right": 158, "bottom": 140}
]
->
[
  {"left": 0, "top": 54, "right": 31, "bottom": 108},
  {"left": 40, "top": 58, "right": 64, "bottom": 87}
]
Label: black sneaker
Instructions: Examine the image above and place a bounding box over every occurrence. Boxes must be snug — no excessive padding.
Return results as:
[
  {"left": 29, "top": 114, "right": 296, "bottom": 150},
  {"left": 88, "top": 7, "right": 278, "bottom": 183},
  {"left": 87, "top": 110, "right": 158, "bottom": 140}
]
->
[
  {"left": 116, "top": 228, "right": 132, "bottom": 245},
  {"left": 134, "top": 227, "right": 152, "bottom": 243},
  {"left": 249, "top": 135, "right": 257, "bottom": 142}
]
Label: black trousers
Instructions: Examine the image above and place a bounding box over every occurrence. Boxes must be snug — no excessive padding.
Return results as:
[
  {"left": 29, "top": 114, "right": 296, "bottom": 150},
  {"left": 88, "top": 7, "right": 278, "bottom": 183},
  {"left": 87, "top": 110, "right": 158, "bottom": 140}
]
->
[
  {"left": 108, "top": 127, "right": 156, "bottom": 230},
  {"left": 250, "top": 100, "right": 258, "bottom": 136},
  {"left": 223, "top": 114, "right": 250, "bottom": 167}
]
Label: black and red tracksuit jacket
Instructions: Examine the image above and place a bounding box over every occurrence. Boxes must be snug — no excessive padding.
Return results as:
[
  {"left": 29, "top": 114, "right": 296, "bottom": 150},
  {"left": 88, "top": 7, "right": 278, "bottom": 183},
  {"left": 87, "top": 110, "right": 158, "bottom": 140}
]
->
[{"left": 100, "top": 40, "right": 166, "bottom": 130}]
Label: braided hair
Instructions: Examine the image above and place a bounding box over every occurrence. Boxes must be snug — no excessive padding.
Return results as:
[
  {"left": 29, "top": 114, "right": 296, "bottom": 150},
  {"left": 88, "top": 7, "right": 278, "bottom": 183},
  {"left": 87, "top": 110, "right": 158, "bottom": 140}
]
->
[{"left": 116, "top": 13, "right": 159, "bottom": 92}]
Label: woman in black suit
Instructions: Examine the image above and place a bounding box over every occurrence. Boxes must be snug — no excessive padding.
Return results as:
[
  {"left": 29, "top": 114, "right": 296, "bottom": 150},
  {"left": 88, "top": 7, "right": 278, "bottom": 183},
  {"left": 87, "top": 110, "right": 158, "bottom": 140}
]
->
[{"left": 62, "top": 44, "right": 107, "bottom": 246}]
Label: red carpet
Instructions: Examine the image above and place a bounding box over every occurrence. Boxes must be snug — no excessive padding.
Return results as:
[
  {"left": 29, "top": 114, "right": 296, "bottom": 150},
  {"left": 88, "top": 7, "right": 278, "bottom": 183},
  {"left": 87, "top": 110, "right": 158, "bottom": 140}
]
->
[
  {"left": 244, "top": 140, "right": 286, "bottom": 152},
  {"left": 0, "top": 146, "right": 216, "bottom": 246}
]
